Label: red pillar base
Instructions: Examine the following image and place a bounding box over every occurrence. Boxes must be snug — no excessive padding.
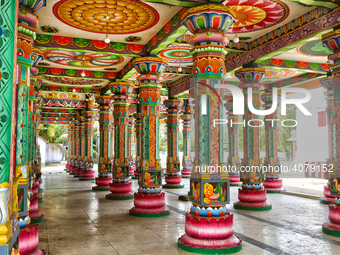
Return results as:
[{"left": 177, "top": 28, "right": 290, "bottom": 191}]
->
[
  {"left": 79, "top": 170, "right": 96, "bottom": 181},
  {"left": 92, "top": 177, "right": 113, "bottom": 191},
  {"left": 106, "top": 182, "right": 133, "bottom": 200},
  {"left": 263, "top": 179, "right": 285, "bottom": 193},
  {"left": 233, "top": 188, "right": 272, "bottom": 211},
  {"left": 75, "top": 168, "right": 83, "bottom": 178},
  {"left": 178, "top": 213, "right": 242, "bottom": 254},
  {"left": 322, "top": 203, "right": 340, "bottom": 236},
  {"left": 163, "top": 176, "right": 184, "bottom": 189},
  {"left": 181, "top": 169, "right": 191, "bottom": 178},
  {"left": 69, "top": 166, "right": 78, "bottom": 175},
  {"left": 320, "top": 185, "right": 335, "bottom": 204},
  {"left": 19, "top": 224, "right": 45, "bottom": 255},
  {"left": 229, "top": 174, "right": 241, "bottom": 186},
  {"left": 129, "top": 192, "right": 170, "bottom": 217}
]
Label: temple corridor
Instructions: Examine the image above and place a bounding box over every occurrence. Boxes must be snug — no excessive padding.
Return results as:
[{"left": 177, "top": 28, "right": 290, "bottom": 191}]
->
[{"left": 37, "top": 166, "right": 340, "bottom": 255}]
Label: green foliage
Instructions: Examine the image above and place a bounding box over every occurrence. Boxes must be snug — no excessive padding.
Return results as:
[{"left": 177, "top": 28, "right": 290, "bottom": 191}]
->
[{"left": 38, "top": 124, "right": 67, "bottom": 144}]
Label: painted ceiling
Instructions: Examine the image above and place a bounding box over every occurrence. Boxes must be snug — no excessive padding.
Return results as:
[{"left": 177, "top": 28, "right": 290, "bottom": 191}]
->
[
  {"left": 37, "top": 0, "right": 181, "bottom": 44},
  {"left": 33, "top": 0, "right": 337, "bottom": 122}
]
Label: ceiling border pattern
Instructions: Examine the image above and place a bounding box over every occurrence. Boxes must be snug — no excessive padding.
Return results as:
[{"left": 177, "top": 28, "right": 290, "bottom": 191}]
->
[
  {"left": 38, "top": 67, "right": 117, "bottom": 80},
  {"left": 225, "top": 7, "right": 340, "bottom": 72}
]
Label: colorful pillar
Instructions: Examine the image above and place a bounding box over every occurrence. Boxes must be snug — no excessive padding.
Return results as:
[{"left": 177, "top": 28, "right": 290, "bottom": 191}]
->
[
  {"left": 129, "top": 57, "right": 170, "bottom": 217},
  {"left": 68, "top": 123, "right": 75, "bottom": 173},
  {"left": 320, "top": 78, "right": 336, "bottom": 204},
  {"left": 224, "top": 95, "right": 241, "bottom": 186},
  {"left": 262, "top": 87, "right": 284, "bottom": 193},
  {"left": 65, "top": 127, "right": 71, "bottom": 172},
  {"left": 178, "top": 4, "right": 242, "bottom": 254},
  {"left": 75, "top": 115, "right": 85, "bottom": 177},
  {"left": 128, "top": 116, "right": 135, "bottom": 177},
  {"left": 132, "top": 107, "right": 141, "bottom": 179},
  {"left": 233, "top": 67, "right": 271, "bottom": 211},
  {"left": 70, "top": 119, "right": 79, "bottom": 175},
  {"left": 321, "top": 29, "right": 340, "bottom": 236},
  {"left": 93, "top": 96, "right": 113, "bottom": 191},
  {"left": 163, "top": 98, "right": 184, "bottom": 188},
  {"left": 106, "top": 81, "right": 135, "bottom": 200},
  {"left": 181, "top": 99, "right": 192, "bottom": 178},
  {"left": 80, "top": 108, "right": 96, "bottom": 181}
]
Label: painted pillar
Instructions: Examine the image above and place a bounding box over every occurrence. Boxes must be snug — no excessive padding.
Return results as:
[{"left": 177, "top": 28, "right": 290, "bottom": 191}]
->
[
  {"left": 106, "top": 81, "right": 135, "bottom": 200},
  {"left": 129, "top": 57, "right": 170, "bottom": 217},
  {"left": 320, "top": 78, "right": 336, "bottom": 204},
  {"left": 233, "top": 67, "right": 271, "bottom": 211},
  {"left": 69, "top": 123, "right": 75, "bottom": 172},
  {"left": 181, "top": 99, "right": 192, "bottom": 178},
  {"left": 75, "top": 115, "right": 85, "bottom": 177},
  {"left": 133, "top": 110, "right": 141, "bottom": 179},
  {"left": 80, "top": 109, "right": 96, "bottom": 181},
  {"left": 128, "top": 116, "right": 135, "bottom": 176},
  {"left": 321, "top": 29, "right": 340, "bottom": 236},
  {"left": 178, "top": 5, "right": 242, "bottom": 254},
  {"left": 262, "top": 87, "right": 284, "bottom": 193},
  {"left": 65, "top": 127, "right": 71, "bottom": 171},
  {"left": 163, "top": 98, "right": 184, "bottom": 188},
  {"left": 0, "top": 0, "right": 18, "bottom": 250},
  {"left": 70, "top": 119, "right": 80, "bottom": 175},
  {"left": 224, "top": 95, "right": 241, "bottom": 186},
  {"left": 93, "top": 96, "right": 113, "bottom": 191}
]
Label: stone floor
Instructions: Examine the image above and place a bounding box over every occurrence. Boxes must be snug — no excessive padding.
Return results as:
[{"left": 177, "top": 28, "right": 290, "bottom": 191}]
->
[{"left": 37, "top": 166, "right": 340, "bottom": 255}]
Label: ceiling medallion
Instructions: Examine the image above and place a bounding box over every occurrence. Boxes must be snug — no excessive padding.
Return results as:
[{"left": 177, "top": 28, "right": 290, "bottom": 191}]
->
[
  {"left": 53, "top": 0, "right": 160, "bottom": 34},
  {"left": 44, "top": 50, "right": 124, "bottom": 68},
  {"left": 223, "top": 0, "right": 289, "bottom": 33}
]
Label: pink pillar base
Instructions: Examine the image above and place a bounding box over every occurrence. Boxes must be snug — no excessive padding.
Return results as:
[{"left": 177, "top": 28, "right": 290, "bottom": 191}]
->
[
  {"left": 181, "top": 169, "right": 191, "bottom": 178},
  {"left": 129, "top": 192, "right": 170, "bottom": 217},
  {"left": 79, "top": 171, "right": 96, "bottom": 180},
  {"left": 92, "top": 177, "right": 113, "bottom": 191},
  {"left": 263, "top": 179, "right": 285, "bottom": 192},
  {"left": 76, "top": 168, "right": 83, "bottom": 177},
  {"left": 322, "top": 203, "right": 340, "bottom": 236},
  {"left": 106, "top": 183, "right": 133, "bottom": 200},
  {"left": 229, "top": 174, "right": 241, "bottom": 186},
  {"left": 163, "top": 176, "right": 184, "bottom": 189},
  {"left": 320, "top": 185, "right": 335, "bottom": 204},
  {"left": 234, "top": 188, "right": 272, "bottom": 210},
  {"left": 178, "top": 213, "right": 242, "bottom": 253},
  {"left": 19, "top": 223, "right": 43, "bottom": 255},
  {"left": 132, "top": 170, "right": 138, "bottom": 179},
  {"left": 69, "top": 166, "right": 78, "bottom": 174}
]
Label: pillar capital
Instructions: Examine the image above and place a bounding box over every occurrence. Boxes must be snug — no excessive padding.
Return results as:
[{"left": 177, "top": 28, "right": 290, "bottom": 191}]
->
[
  {"left": 234, "top": 67, "right": 267, "bottom": 87},
  {"left": 96, "top": 95, "right": 113, "bottom": 106},
  {"left": 109, "top": 81, "right": 135, "bottom": 95},
  {"left": 182, "top": 4, "right": 236, "bottom": 79},
  {"left": 134, "top": 57, "right": 168, "bottom": 78}
]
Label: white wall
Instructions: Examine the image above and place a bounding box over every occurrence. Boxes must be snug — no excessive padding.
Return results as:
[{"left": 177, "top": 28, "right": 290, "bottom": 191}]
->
[
  {"left": 294, "top": 87, "right": 328, "bottom": 164},
  {"left": 38, "top": 137, "right": 46, "bottom": 166},
  {"left": 37, "top": 137, "right": 66, "bottom": 164}
]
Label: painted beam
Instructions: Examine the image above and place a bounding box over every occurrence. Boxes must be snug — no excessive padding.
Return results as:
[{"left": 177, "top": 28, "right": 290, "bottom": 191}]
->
[
  {"left": 35, "top": 35, "right": 146, "bottom": 56},
  {"left": 286, "top": 0, "right": 339, "bottom": 8},
  {"left": 259, "top": 59, "right": 331, "bottom": 73},
  {"left": 226, "top": 7, "right": 340, "bottom": 73},
  {"left": 225, "top": 7, "right": 337, "bottom": 65},
  {"left": 37, "top": 67, "right": 117, "bottom": 80},
  {"left": 40, "top": 98, "right": 86, "bottom": 108},
  {"left": 39, "top": 85, "right": 102, "bottom": 94},
  {"left": 140, "top": 0, "right": 223, "bottom": 7}
]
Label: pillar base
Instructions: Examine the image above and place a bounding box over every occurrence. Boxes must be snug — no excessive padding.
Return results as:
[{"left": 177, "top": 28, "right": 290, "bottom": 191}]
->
[
  {"left": 322, "top": 221, "right": 340, "bottom": 237},
  {"left": 106, "top": 183, "right": 133, "bottom": 200},
  {"left": 234, "top": 188, "right": 272, "bottom": 210},
  {"left": 163, "top": 176, "right": 184, "bottom": 188},
  {"left": 181, "top": 169, "right": 191, "bottom": 178},
  {"left": 38, "top": 189, "right": 43, "bottom": 193},
  {"left": 79, "top": 178, "right": 95, "bottom": 181},
  {"left": 263, "top": 179, "right": 284, "bottom": 193},
  {"left": 69, "top": 172, "right": 77, "bottom": 175},
  {"left": 129, "top": 192, "right": 170, "bottom": 217},
  {"left": 178, "top": 236, "right": 242, "bottom": 254},
  {"left": 38, "top": 198, "right": 43, "bottom": 203},
  {"left": 29, "top": 212, "right": 44, "bottom": 224},
  {"left": 266, "top": 188, "right": 285, "bottom": 193},
  {"left": 229, "top": 175, "right": 241, "bottom": 186},
  {"left": 27, "top": 249, "right": 46, "bottom": 255},
  {"left": 19, "top": 223, "right": 45, "bottom": 255},
  {"left": 80, "top": 171, "right": 96, "bottom": 181},
  {"left": 162, "top": 184, "right": 185, "bottom": 189},
  {"left": 230, "top": 183, "right": 242, "bottom": 186},
  {"left": 233, "top": 201, "right": 272, "bottom": 211},
  {"left": 92, "top": 177, "right": 113, "bottom": 191},
  {"left": 320, "top": 185, "right": 335, "bottom": 204}
]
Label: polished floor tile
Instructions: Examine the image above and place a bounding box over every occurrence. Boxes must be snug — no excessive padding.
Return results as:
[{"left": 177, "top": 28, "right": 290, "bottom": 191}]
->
[{"left": 37, "top": 166, "right": 340, "bottom": 255}]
